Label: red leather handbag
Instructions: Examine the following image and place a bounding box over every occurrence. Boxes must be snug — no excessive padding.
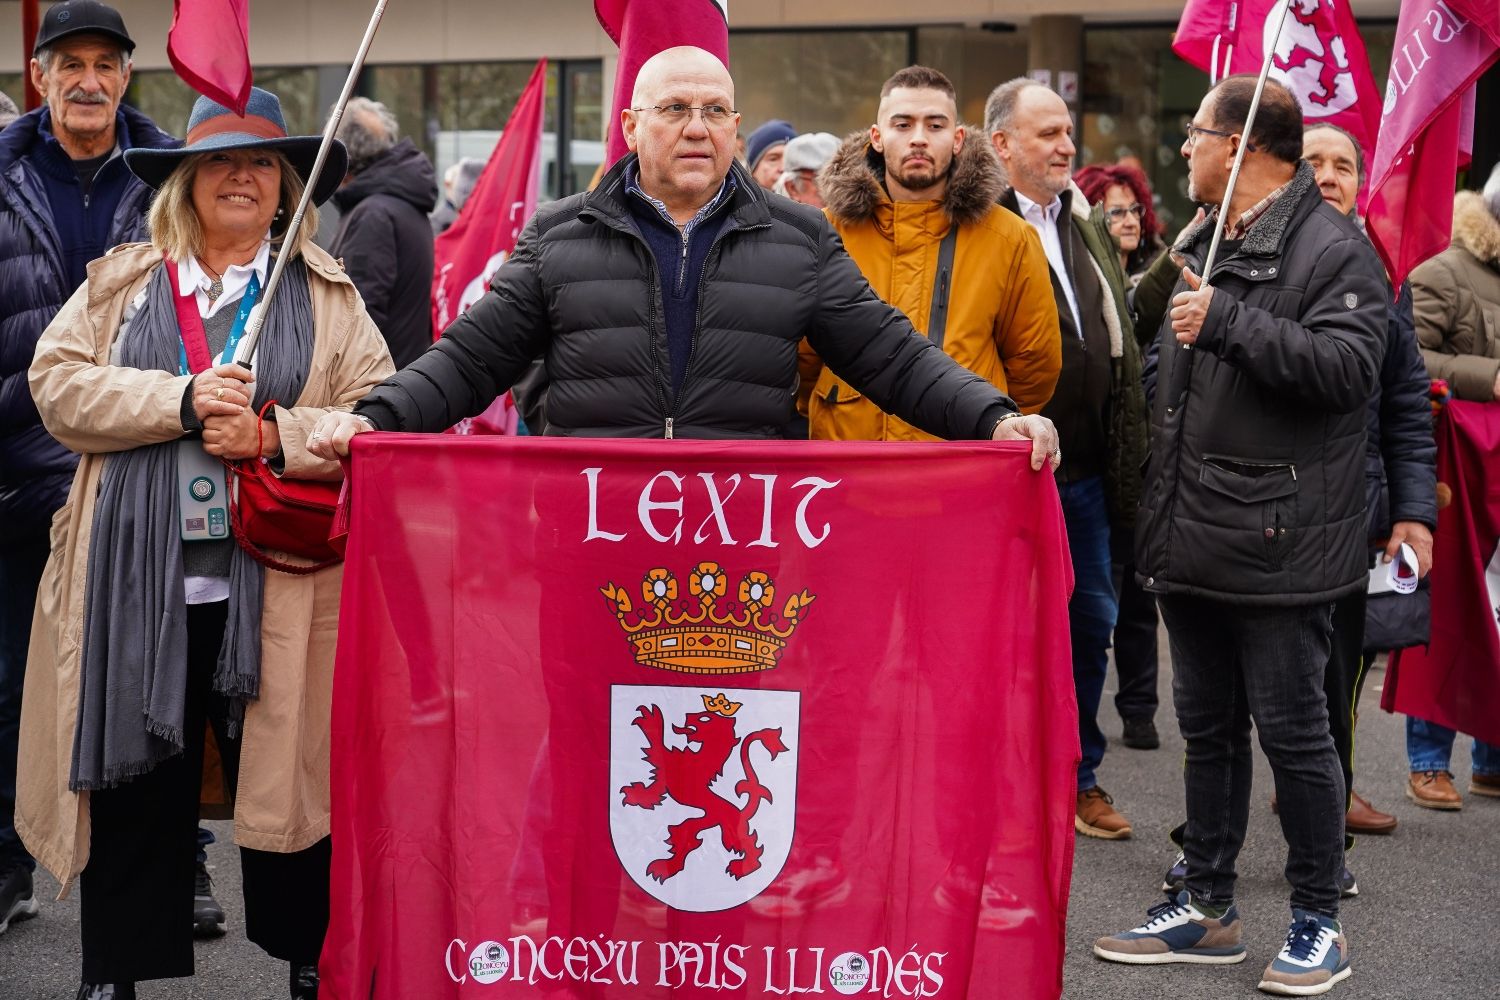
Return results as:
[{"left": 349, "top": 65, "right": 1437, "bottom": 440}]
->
[{"left": 226, "top": 400, "right": 345, "bottom": 575}]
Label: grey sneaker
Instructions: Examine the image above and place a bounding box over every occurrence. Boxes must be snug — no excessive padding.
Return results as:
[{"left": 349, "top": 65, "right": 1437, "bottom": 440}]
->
[
  {"left": 1094, "top": 891, "right": 1247, "bottom": 965},
  {"left": 0, "top": 863, "right": 39, "bottom": 934},
  {"left": 1257, "top": 910, "right": 1350, "bottom": 995}
]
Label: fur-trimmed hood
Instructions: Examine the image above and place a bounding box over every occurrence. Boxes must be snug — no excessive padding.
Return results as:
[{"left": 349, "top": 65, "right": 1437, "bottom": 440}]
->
[
  {"left": 819, "top": 128, "right": 1003, "bottom": 227},
  {"left": 1452, "top": 189, "right": 1500, "bottom": 266}
]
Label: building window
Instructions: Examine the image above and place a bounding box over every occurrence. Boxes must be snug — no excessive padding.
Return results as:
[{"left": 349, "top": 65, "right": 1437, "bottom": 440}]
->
[
  {"left": 729, "top": 30, "right": 913, "bottom": 140},
  {"left": 121, "top": 66, "right": 319, "bottom": 141},
  {"left": 916, "top": 26, "right": 1029, "bottom": 126},
  {"left": 363, "top": 59, "right": 601, "bottom": 203}
]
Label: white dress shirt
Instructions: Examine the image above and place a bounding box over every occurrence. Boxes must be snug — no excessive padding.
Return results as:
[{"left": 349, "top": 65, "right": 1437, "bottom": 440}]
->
[
  {"left": 1014, "top": 190, "right": 1083, "bottom": 338},
  {"left": 177, "top": 239, "right": 271, "bottom": 322}
]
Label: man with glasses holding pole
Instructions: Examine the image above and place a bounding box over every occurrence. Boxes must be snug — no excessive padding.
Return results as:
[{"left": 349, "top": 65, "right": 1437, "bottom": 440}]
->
[{"left": 1092, "top": 75, "right": 1385, "bottom": 997}]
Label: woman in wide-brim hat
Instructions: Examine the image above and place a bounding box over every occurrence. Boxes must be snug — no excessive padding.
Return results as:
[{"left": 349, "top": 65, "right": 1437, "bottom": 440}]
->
[{"left": 19, "top": 86, "right": 393, "bottom": 1000}]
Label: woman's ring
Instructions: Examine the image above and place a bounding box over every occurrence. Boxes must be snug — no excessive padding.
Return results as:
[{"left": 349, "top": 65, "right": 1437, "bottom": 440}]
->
[{"left": 214, "top": 387, "right": 225, "bottom": 400}]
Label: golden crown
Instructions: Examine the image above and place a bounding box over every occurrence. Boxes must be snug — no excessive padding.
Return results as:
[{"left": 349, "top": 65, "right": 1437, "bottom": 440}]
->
[{"left": 600, "top": 563, "right": 815, "bottom": 674}]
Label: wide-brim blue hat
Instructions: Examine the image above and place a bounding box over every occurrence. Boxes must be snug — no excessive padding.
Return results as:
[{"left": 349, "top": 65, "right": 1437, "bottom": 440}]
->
[{"left": 125, "top": 87, "right": 346, "bottom": 207}]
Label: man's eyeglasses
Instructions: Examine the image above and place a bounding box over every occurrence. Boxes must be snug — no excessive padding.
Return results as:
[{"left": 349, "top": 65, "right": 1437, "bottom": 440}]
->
[
  {"left": 632, "top": 103, "right": 738, "bottom": 128},
  {"left": 1185, "top": 123, "right": 1234, "bottom": 147},
  {"left": 1185, "top": 123, "right": 1256, "bottom": 151},
  {"left": 1104, "top": 204, "right": 1145, "bottom": 223}
]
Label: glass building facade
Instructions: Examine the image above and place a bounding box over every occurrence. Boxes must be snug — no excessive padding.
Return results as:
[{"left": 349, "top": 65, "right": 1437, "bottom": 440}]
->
[{"left": 0, "top": 19, "right": 1416, "bottom": 223}]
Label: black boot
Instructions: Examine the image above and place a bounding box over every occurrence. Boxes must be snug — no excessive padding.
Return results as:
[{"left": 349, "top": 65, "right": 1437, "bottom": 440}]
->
[
  {"left": 193, "top": 860, "right": 227, "bottom": 937},
  {"left": 76, "top": 985, "right": 136, "bottom": 1000},
  {"left": 290, "top": 962, "right": 319, "bottom": 999}
]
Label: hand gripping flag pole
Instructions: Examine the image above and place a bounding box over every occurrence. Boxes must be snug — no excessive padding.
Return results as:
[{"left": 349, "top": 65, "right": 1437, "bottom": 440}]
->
[{"left": 233, "top": 0, "right": 388, "bottom": 368}]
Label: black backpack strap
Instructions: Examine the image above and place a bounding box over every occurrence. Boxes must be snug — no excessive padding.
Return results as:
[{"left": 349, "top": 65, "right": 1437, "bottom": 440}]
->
[{"left": 926, "top": 223, "right": 960, "bottom": 348}]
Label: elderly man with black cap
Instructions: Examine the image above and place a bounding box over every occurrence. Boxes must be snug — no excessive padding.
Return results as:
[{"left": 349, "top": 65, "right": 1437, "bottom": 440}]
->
[{"left": 0, "top": 0, "right": 176, "bottom": 944}]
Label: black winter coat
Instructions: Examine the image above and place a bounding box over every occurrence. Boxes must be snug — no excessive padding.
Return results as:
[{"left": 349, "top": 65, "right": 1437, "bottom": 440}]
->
[
  {"left": 0, "top": 106, "right": 176, "bottom": 540},
  {"left": 356, "top": 156, "right": 1017, "bottom": 439},
  {"left": 1135, "top": 162, "right": 1388, "bottom": 605},
  {"left": 1367, "top": 283, "right": 1437, "bottom": 538},
  {"left": 331, "top": 138, "right": 438, "bottom": 370}
]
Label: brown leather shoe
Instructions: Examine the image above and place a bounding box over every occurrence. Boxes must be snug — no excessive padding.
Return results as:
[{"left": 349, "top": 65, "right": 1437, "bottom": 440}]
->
[
  {"left": 1346, "top": 790, "right": 1398, "bottom": 834},
  {"left": 1407, "top": 769, "right": 1463, "bottom": 810},
  {"left": 1470, "top": 773, "right": 1500, "bottom": 798},
  {"left": 1075, "top": 787, "right": 1133, "bottom": 839}
]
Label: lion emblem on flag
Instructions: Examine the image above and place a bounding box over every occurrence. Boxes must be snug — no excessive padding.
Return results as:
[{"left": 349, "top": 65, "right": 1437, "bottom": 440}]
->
[
  {"left": 620, "top": 694, "right": 788, "bottom": 881},
  {"left": 1265, "top": 0, "right": 1360, "bottom": 117},
  {"left": 610, "top": 685, "right": 800, "bottom": 912}
]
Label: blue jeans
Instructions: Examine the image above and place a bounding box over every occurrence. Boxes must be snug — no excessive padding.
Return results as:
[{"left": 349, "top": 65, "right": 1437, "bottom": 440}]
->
[
  {"left": 1158, "top": 594, "right": 1345, "bottom": 917},
  {"left": 1057, "top": 476, "right": 1118, "bottom": 791},
  {"left": 1406, "top": 717, "right": 1500, "bottom": 776},
  {"left": 0, "top": 537, "right": 48, "bottom": 872}
]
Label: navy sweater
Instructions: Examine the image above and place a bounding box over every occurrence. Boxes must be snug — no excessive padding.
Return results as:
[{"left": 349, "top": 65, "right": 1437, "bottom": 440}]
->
[
  {"left": 31, "top": 109, "right": 140, "bottom": 292},
  {"left": 623, "top": 165, "right": 734, "bottom": 396}
]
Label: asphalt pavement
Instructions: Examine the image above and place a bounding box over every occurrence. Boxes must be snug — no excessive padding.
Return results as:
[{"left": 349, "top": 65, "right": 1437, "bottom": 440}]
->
[{"left": 1, "top": 636, "right": 1496, "bottom": 998}]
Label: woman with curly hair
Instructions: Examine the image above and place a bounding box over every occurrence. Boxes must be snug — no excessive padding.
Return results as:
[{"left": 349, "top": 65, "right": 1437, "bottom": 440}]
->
[{"left": 1074, "top": 162, "right": 1165, "bottom": 282}]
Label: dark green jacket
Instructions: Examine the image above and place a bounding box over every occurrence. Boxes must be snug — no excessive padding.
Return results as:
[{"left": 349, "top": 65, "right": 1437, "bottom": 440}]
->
[{"left": 1079, "top": 200, "right": 1149, "bottom": 533}]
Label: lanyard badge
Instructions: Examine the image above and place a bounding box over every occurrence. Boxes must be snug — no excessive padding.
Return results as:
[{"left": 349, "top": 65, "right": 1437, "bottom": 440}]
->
[{"left": 168, "top": 264, "right": 263, "bottom": 543}]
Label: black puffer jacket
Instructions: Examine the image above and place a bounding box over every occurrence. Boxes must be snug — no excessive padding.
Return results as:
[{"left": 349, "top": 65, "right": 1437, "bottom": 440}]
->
[
  {"left": 331, "top": 138, "right": 438, "bottom": 370},
  {"left": 0, "top": 105, "right": 176, "bottom": 541},
  {"left": 1135, "top": 162, "right": 1388, "bottom": 605},
  {"left": 356, "top": 155, "right": 1016, "bottom": 439}
]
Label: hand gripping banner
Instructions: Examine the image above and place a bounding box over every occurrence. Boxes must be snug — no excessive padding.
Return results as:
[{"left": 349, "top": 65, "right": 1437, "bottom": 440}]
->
[{"left": 321, "top": 437, "right": 1078, "bottom": 998}]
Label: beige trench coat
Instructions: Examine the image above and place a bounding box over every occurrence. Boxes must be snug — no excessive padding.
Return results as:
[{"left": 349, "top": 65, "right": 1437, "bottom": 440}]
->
[{"left": 17, "top": 241, "right": 395, "bottom": 894}]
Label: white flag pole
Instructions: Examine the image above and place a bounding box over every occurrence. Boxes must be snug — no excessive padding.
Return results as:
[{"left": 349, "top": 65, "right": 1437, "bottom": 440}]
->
[{"left": 234, "top": 0, "right": 389, "bottom": 366}]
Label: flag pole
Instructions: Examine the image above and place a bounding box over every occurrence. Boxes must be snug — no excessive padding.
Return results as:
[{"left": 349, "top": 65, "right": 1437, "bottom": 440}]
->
[
  {"left": 1195, "top": 0, "right": 1294, "bottom": 292},
  {"left": 235, "top": 0, "right": 388, "bottom": 366}
]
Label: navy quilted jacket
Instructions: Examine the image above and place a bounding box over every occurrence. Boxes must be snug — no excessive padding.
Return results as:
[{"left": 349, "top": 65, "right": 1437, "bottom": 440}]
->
[{"left": 0, "top": 105, "right": 176, "bottom": 540}]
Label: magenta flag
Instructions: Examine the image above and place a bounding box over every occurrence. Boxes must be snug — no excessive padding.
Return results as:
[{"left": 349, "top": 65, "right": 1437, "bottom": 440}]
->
[
  {"left": 432, "top": 59, "right": 546, "bottom": 335},
  {"left": 1447, "top": 0, "right": 1500, "bottom": 45},
  {"left": 596, "top": 0, "right": 729, "bottom": 166},
  {"left": 1173, "top": 0, "right": 1381, "bottom": 175},
  {"left": 1367, "top": 0, "right": 1499, "bottom": 288},
  {"left": 167, "top": 0, "right": 252, "bottom": 116},
  {"left": 320, "top": 436, "right": 1079, "bottom": 999},
  {"left": 430, "top": 60, "right": 546, "bottom": 436},
  {"left": 1384, "top": 402, "right": 1500, "bottom": 746}
]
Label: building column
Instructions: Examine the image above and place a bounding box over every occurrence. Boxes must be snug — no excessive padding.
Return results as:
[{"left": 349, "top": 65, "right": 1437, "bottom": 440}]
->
[{"left": 1027, "top": 15, "right": 1084, "bottom": 111}]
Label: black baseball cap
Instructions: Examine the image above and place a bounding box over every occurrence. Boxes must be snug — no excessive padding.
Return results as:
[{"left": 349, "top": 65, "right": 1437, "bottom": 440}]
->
[{"left": 33, "top": 1, "right": 136, "bottom": 56}]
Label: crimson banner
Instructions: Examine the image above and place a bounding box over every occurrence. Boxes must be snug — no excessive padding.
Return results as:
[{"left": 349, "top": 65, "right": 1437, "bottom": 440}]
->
[
  {"left": 1385, "top": 402, "right": 1500, "bottom": 745},
  {"left": 322, "top": 437, "right": 1078, "bottom": 999}
]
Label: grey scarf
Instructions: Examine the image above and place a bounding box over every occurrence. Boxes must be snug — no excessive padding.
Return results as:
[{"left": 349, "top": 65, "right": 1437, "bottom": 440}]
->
[{"left": 71, "top": 255, "right": 314, "bottom": 791}]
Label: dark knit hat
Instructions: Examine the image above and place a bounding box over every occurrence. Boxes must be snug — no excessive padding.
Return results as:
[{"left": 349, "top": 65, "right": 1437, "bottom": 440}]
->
[{"left": 746, "top": 119, "right": 797, "bottom": 171}]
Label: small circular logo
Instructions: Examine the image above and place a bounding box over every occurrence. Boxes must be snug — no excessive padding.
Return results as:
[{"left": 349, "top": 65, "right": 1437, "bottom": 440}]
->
[
  {"left": 467, "top": 940, "right": 509, "bottom": 985},
  {"left": 57, "top": 9, "right": 72, "bottom": 22},
  {"left": 189, "top": 476, "right": 216, "bottom": 501},
  {"left": 829, "top": 951, "right": 870, "bottom": 995}
]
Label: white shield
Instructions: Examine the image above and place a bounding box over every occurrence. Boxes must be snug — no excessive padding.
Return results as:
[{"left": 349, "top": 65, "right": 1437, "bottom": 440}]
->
[
  {"left": 610, "top": 684, "right": 800, "bottom": 912},
  {"left": 1265, "top": 0, "right": 1360, "bottom": 119}
]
